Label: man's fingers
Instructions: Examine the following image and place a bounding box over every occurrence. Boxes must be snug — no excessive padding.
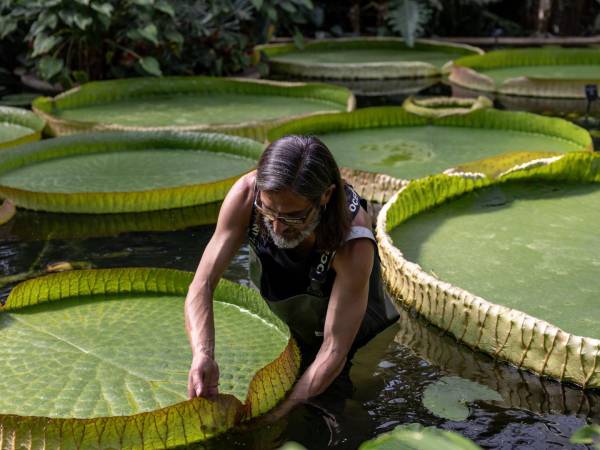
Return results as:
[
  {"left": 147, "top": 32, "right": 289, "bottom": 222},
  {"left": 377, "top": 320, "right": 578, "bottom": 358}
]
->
[
  {"left": 187, "top": 363, "right": 219, "bottom": 400},
  {"left": 188, "top": 370, "right": 203, "bottom": 398}
]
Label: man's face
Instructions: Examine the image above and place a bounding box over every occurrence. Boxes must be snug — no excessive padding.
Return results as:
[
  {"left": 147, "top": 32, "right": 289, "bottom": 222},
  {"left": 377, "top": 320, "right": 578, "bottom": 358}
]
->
[{"left": 256, "top": 189, "right": 320, "bottom": 249}]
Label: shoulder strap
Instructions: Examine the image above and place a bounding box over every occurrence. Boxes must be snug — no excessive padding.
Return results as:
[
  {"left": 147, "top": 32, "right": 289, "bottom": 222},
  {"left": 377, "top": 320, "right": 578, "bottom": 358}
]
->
[
  {"left": 307, "top": 183, "right": 365, "bottom": 296},
  {"left": 248, "top": 183, "right": 261, "bottom": 249}
]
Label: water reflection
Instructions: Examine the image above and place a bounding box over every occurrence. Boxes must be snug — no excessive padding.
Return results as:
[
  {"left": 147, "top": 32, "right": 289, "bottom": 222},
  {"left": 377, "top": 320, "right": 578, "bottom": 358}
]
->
[
  {"left": 350, "top": 307, "right": 597, "bottom": 449},
  {"left": 0, "top": 202, "right": 221, "bottom": 242}
]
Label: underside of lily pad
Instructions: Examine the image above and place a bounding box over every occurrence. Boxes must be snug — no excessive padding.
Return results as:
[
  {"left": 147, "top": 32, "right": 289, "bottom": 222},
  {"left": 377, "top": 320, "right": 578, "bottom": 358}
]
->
[
  {"left": 32, "top": 76, "right": 355, "bottom": 139},
  {"left": 255, "top": 37, "right": 482, "bottom": 80},
  {"left": 0, "top": 268, "right": 300, "bottom": 448},
  {"left": 4, "top": 201, "right": 222, "bottom": 241},
  {"left": 0, "top": 131, "right": 262, "bottom": 213},
  {"left": 392, "top": 306, "right": 600, "bottom": 416},
  {"left": 267, "top": 106, "right": 592, "bottom": 181},
  {"left": 377, "top": 151, "right": 600, "bottom": 388},
  {"left": 402, "top": 95, "right": 493, "bottom": 118},
  {"left": 449, "top": 48, "right": 600, "bottom": 98},
  {"left": 0, "top": 106, "right": 45, "bottom": 149}
]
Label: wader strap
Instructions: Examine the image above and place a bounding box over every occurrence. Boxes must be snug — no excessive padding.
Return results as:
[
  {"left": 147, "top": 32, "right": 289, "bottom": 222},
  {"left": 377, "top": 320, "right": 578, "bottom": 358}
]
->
[
  {"left": 307, "top": 184, "right": 363, "bottom": 296},
  {"left": 307, "top": 249, "right": 335, "bottom": 297},
  {"left": 248, "top": 184, "right": 261, "bottom": 249}
]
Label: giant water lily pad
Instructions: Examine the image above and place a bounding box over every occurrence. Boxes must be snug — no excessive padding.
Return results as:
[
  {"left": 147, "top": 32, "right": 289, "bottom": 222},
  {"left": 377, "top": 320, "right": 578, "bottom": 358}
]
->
[
  {"left": 268, "top": 107, "right": 592, "bottom": 181},
  {"left": 32, "top": 76, "right": 354, "bottom": 140},
  {"left": 449, "top": 48, "right": 600, "bottom": 98},
  {"left": 422, "top": 376, "right": 502, "bottom": 421},
  {"left": 358, "top": 423, "right": 482, "bottom": 450},
  {"left": 256, "top": 37, "right": 482, "bottom": 80},
  {"left": 0, "top": 105, "right": 45, "bottom": 149},
  {"left": 0, "top": 131, "right": 262, "bottom": 213},
  {"left": 0, "top": 268, "right": 300, "bottom": 448},
  {"left": 377, "top": 151, "right": 600, "bottom": 388}
]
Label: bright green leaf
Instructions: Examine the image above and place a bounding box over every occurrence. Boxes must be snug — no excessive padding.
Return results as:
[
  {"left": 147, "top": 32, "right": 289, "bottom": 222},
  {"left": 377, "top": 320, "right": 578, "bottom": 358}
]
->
[
  {"left": 422, "top": 376, "right": 502, "bottom": 421},
  {"left": 37, "top": 56, "right": 64, "bottom": 80},
  {"left": 155, "top": 0, "right": 175, "bottom": 17},
  {"left": 251, "top": 0, "right": 263, "bottom": 9},
  {"left": 138, "top": 23, "right": 159, "bottom": 45},
  {"left": 73, "top": 0, "right": 90, "bottom": 5},
  {"left": 32, "top": 34, "right": 63, "bottom": 57},
  {"left": 131, "top": 0, "right": 154, "bottom": 5},
  {"left": 138, "top": 56, "right": 162, "bottom": 76}
]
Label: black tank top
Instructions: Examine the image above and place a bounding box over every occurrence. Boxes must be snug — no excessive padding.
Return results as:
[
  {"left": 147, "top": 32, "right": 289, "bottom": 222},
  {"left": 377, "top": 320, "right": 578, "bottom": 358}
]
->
[{"left": 248, "top": 184, "right": 398, "bottom": 349}]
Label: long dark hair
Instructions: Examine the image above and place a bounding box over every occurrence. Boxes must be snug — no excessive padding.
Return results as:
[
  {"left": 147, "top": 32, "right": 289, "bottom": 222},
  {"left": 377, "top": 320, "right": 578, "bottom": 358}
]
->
[{"left": 256, "top": 135, "right": 351, "bottom": 251}]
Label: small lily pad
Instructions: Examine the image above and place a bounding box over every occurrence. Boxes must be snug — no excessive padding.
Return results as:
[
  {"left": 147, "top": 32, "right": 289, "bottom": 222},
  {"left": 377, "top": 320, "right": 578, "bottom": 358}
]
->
[
  {"left": 359, "top": 423, "right": 482, "bottom": 450},
  {"left": 422, "top": 376, "right": 502, "bottom": 421},
  {"left": 571, "top": 424, "right": 600, "bottom": 448}
]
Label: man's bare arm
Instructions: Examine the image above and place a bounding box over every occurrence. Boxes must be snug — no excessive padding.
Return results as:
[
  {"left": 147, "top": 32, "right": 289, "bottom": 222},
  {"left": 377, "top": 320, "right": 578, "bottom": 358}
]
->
[
  {"left": 287, "top": 237, "right": 374, "bottom": 401},
  {"left": 185, "top": 172, "right": 254, "bottom": 398}
]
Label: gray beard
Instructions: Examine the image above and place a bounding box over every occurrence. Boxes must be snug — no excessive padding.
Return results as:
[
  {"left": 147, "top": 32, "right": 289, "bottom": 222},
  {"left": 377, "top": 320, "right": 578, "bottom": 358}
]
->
[{"left": 263, "top": 216, "right": 320, "bottom": 249}]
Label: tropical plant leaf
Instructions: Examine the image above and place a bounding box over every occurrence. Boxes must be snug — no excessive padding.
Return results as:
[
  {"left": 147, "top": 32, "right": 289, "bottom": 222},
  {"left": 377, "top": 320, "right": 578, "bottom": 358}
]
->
[
  {"left": 139, "top": 56, "right": 162, "bottom": 76},
  {"left": 74, "top": 12, "right": 93, "bottom": 30},
  {"left": 91, "top": 2, "right": 113, "bottom": 17},
  {"left": 0, "top": 268, "right": 300, "bottom": 448},
  {"left": 422, "top": 376, "right": 502, "bottom": 421},
  {"left": 138, "top": 24, "right": 159, "bottom": 45},
  {"left": 37, "top": 55, "right": 64, "bottom": 80},
  {"left": 165, "top": 29, "right": 184, "bottom": 45},
  {"left": 155, "top": 0, "right": 175, "bottom": 17},
  {"left": 359, "top": 423, "right": 482, "bottom": 450},
  {"left": 32, "top": 33, "right": 62, "bottom": 57}
]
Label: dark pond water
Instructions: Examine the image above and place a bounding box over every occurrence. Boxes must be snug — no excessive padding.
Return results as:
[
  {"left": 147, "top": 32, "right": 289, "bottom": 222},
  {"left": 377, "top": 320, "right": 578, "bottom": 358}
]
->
[
  {"left": 1, "top": 212, "right": 598, "bottom": 449},
  {"left": 1, "top": 79, "right": 599, "bottom": 449}
]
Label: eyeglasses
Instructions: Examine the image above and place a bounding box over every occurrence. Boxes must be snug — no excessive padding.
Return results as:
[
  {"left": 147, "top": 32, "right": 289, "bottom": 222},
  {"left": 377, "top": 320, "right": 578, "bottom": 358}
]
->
[{"left": 253, "top": 190, "right": 317, "bottom": 227}]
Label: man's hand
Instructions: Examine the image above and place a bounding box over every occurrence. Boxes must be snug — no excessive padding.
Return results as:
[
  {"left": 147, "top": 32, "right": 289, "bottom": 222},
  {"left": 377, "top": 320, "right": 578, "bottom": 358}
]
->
[{"left": 188, "top": 353, "right": 220, "bottom": 399}]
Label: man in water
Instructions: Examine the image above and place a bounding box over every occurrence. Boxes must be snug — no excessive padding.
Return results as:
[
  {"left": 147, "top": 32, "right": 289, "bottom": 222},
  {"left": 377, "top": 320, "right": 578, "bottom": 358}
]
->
[{"left": 185, "top": 135, "right": 398, "bottom": 411}]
